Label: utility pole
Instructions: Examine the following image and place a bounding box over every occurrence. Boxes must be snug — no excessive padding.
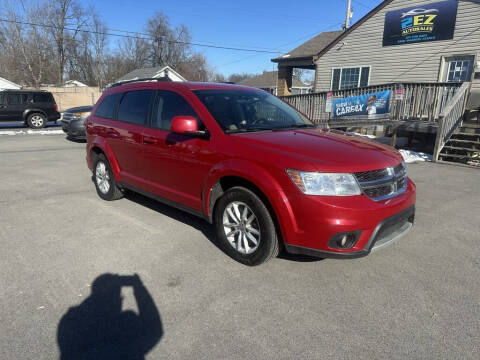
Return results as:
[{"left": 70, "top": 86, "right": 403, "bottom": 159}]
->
[{"left": 344, "top": 0, "right": 352, "bottom": 29}]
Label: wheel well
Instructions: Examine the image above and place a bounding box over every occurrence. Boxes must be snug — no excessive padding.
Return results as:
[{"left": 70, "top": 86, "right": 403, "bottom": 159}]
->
[
  {"left": 209, "top": 176, "right": 284, "bottom": 246},
  {"left": 90, "top": 146, "right": 104, "bottom": 164}
]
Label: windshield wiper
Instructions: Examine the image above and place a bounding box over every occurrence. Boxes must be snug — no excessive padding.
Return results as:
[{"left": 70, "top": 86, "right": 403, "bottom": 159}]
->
[
  {"left": 271, "top": 124, "right": 317, "bottom": 131},
  {"left": 225, "top": 127, "right": 273, "bottom": 134}
]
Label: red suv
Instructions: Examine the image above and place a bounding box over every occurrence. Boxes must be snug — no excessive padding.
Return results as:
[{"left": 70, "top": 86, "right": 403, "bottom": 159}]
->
[{"left": 86, "top": 80, "right": 415, "bottom": 266}]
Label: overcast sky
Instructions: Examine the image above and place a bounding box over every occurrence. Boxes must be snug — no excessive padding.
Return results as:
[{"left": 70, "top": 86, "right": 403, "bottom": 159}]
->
[{"left": 83, "top": 0, "right": 383, "bottom": 76}]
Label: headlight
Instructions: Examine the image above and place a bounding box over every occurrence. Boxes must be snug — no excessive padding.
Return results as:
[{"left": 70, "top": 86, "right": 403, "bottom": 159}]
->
[
  {"left": 286, "top": 169, "right": 361, "bottom": 196},
  {"left": 73, "top": 111, "right": 91, "bottom": 120}
]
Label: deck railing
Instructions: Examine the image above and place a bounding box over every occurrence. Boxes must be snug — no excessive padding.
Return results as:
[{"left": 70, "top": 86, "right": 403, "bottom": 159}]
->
[
  {"left": 279, "top": 82, "right": 462, "bottom": 126},
  {"left": 433, "top": 82, "right": 471, "bottom": 161}
]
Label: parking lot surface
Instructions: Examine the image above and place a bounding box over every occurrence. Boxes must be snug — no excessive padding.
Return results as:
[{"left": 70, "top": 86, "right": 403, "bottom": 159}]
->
[{"left": 0, "top": 133, "right": 478, "bottom": 359}]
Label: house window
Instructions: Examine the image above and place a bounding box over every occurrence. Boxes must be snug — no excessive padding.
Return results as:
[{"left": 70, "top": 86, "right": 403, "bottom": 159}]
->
[{"left": 331, "top": 66, "right": 370, "bottom": 90}]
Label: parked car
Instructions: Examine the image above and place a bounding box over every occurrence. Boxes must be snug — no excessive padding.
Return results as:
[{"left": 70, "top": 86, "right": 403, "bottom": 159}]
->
[
  {"left": 0, "top": 90, "right": 60, "bottom": 128},
  {"left": 85, "top": 80, "right": 416, "bottom": 266},
  {"left": 61, "top": 105, "right": 92, "bottom": 139}
]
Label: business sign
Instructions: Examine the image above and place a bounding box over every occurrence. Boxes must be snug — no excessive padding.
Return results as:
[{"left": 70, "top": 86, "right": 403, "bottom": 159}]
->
[
  {"left": 325, "top": 91, "right": 333, "bottom": 113},
  {"left": 383, "top": 1, "right": 458, "bottom": 47},
  {"left": 395, "top": 87, "right": 405, "bottom": 100},
  {"left": 333, "top": 90, "right": 391, "bottom": 118}
]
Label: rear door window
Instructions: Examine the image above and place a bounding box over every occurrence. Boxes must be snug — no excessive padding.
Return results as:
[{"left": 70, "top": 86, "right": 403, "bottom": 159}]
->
[
  {"left": 117, "top": 90, "right": 154, "bottom": 126},
  {"left": 95, "top": 93, "right": 123, "bottom": 119},
  {"left": 21, "top": 94, "right": 31, "bottom": 104},
  {"left": 152, "top": 91, "right": 199, "bottom": 131}
]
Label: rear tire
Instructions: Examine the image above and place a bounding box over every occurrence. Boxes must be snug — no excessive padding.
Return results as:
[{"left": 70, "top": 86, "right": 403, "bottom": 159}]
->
[
  {"left": 27, "top": 113, "right": 46, "bottom": 129},
  {"left": 214, "top": 186, "right": 279, "bottom": 266},
  {"left": 93, "top": 153, "right": 124, "bottom": 201}
]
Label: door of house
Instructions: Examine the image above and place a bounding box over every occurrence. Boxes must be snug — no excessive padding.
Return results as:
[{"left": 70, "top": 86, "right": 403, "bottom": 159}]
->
[{"left": 443, "top": 56, "right": 475, "bottom": 83}]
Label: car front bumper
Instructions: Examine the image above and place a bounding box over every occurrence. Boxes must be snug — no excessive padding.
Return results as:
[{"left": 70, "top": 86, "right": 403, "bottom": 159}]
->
[
  {"left": 61, "top": 119, "right": 85, "bottom": 137},
  {"left": 281, "top": 178, "right": 416, "bottom": 258}
]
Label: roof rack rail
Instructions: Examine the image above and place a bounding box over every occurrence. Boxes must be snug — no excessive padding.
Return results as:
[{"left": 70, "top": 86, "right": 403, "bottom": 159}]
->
[{"left": 109, "top": 77, "right": 171, "bottom": 88}]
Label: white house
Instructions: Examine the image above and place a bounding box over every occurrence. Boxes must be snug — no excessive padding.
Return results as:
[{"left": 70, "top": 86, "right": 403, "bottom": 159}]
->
[
  {"left": 0, "top": 77, "right": 21, "bottom": 91},
  {"left": 115, "top": 65, "right": 187, "bottom": 84}
]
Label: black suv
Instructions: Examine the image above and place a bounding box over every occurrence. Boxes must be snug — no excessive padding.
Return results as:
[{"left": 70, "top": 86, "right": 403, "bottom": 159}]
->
[{"left": 0, "top": 90, "right": 61, "bottom": 128}]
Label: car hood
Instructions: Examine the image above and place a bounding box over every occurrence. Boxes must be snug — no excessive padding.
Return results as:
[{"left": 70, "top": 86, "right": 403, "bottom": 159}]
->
[
  {"left": 64, "top": 105, "right": 93, "bottom": 113},
  {"left": 230, "top": 128, "right": 403, "bottom": 173}
]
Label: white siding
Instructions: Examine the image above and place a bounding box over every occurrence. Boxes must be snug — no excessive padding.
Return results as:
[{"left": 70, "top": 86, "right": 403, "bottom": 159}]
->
[{"left": 315, "top": 0, "right": 480, "bottom": 92}]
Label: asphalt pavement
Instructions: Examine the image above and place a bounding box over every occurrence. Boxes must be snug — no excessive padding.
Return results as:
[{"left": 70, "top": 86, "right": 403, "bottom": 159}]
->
[{"left": 0, "top": 132, "right": 478, "bottom": 359}]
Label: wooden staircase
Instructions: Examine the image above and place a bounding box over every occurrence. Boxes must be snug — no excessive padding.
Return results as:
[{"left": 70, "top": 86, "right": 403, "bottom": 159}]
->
[{"left": 438, "top": 121, "right": 480, "bottom": 167}]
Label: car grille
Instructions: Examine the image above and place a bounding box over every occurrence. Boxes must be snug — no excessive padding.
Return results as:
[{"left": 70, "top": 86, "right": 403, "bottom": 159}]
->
[
  {"left": 354, "top": 162, "right": 407, "bottom": 201},
  {"left": 62, "top": 112, "right": 74, "bottom": 122}
]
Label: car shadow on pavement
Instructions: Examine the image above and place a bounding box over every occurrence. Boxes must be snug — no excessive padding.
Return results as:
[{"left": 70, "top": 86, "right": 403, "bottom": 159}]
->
[
  {"left": 124, "top": 191, "right": 322, "bottom": 263},
  {"left": 124, "top": 191, "right": 221, "bottom": 250},
  {"left": 65, "top": 135, "right": 86, "bottom": 143},
  {"left": 57, "top": 273, "right": 163, "bottom": 360}
]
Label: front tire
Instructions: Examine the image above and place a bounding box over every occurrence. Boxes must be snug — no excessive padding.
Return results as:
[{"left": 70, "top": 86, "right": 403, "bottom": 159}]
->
[
  {"left": 214, "top": 187, "right": 279, "bottom": 266},
  {"left": 93, "top": 154, "right": 124, "bottom": 201},
  {"left": 27, "top": 113, "right": 46, "bottom": 129}
]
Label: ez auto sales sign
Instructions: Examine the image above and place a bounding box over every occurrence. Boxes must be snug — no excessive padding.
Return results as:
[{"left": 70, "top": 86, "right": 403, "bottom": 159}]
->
[{"left": 383, "top": 1, "right": 458, "bottom": 46}]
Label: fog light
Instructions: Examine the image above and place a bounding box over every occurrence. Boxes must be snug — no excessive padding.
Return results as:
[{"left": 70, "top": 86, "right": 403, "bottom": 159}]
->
[
  {"left": 328, "top": 231, "right": 362, "bottom": 249},
  {"left": 339, "top": 235, "right": 348, "bottom": 248}
]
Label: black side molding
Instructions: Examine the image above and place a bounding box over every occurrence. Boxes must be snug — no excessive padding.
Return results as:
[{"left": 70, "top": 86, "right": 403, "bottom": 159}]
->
[{"left": 118, "top": 182, "right": 210, "bottom": 222}]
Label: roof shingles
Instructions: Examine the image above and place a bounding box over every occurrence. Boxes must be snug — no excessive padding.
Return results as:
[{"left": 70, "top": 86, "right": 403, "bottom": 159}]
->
[{"left": 272, "top": 30, "right": 343, "bottom": 62}]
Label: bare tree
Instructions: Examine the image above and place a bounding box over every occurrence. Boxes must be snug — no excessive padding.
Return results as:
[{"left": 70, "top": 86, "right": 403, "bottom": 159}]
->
[
  {"left": 47, "top": 0, "right": 89, "bottom": 84},
  {"left": 146, "top": 12, "right": 190, "bottom": 68},
  {"left": 0, "top": 0, "right": 54, "bottom": 87}
]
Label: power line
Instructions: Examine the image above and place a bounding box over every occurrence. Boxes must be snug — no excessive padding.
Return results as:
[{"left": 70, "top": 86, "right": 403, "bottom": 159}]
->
[
  {"left": 218, "top": 22, "right": 343, "bottom": 69},
  {"left": 0, "top": 18, "right": 280, "bottom": 54}
]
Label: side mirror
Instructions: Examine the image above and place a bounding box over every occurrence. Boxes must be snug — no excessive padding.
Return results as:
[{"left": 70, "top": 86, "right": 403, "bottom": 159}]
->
[{"left": 171, "top": 116, "right": 206, "bottom": 136}]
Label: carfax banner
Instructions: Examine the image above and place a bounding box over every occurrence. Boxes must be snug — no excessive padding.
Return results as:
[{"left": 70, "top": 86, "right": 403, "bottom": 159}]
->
[
  {"left": 383, "top": 0, "right": 458, "bottom": 46},
  {"left": 332, "top": 90, "right": 391, "bottom": 118}
]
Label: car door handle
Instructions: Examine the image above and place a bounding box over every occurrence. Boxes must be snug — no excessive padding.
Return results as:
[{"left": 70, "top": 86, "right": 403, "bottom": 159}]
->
[
  {"left": 143, "top": 136, "right": 158, "bottom": 144},
  {"left": 0, "top": 105, "right": 6, "bottom": 109}
]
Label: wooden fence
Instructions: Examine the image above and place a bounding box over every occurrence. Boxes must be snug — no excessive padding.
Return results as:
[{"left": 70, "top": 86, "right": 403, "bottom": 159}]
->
[{"left": 279, "top": 82, "right": 462, "bottom": 126}]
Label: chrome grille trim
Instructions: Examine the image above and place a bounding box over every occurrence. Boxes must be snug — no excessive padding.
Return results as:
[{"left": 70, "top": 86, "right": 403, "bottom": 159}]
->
[
  {"left": 354, "top": 162, "right": 407, "bottom": 201},
  {"left": 62, "top": 112, "right": 74, "bottom": 122}
]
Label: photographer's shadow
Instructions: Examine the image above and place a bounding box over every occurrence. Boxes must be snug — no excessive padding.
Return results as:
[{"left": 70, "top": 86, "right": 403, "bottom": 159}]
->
[{"left": 57, "top": 273, "right": 163, "bottom": 360}]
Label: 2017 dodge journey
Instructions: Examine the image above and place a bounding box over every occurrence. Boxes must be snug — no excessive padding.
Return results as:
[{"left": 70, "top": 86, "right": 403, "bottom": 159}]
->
[{"left": 86, "top": 79, "right": 415, "bottom": 266}]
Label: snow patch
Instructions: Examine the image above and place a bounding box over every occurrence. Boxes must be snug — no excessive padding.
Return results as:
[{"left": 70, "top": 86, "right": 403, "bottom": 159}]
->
[
  {"left": 399, "top": 149, "right": 432, "bottom": 163},
  {"left": 352, "top": 132, "right": 432, "bottom": 163},
  {"left": 0, "top": 129, "right": 64, "bottom": 136}
]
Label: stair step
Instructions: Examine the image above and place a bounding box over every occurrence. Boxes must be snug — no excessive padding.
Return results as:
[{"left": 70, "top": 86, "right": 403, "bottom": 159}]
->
[
  {"left": 461, "top": 122, "right": 480, "bottom": 128},
  {"left": 452, "top": 132, "right": 480, "bottom": 138},
  {"left": 438, "top": 152, "right": 480, "bottom": 161},
  {"left": 447, "top": 138, "right": 480, "bottom": 146},
  {"left": 442, "top": 145, "right": 480, "bottom": 152}
]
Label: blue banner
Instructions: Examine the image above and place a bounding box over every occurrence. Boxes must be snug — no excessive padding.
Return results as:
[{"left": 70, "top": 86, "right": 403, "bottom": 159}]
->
[
  {"left": 332, "top": 90, "right": 391, "bottom": 118},
  {"left": 383, "top": 1, "right": 458, "bottom": 46}
]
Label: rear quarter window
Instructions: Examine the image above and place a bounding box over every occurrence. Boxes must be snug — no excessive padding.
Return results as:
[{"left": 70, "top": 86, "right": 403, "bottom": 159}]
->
[
  {"left": 33, "top": 93, "right": 53, "bottom": 103},
  {"left": 95, "top": 93, "right": 123, "bottom": 119}
]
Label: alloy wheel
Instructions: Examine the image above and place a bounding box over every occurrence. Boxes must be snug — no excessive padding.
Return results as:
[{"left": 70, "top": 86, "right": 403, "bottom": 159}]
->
[
  {"left": 95, "top": 161, "right": 110, "bottom": 194},
  {"left": 31, "top": 115, "right": 44, "bottom": 127},
  {"left": 222, "top": 201, "right": 261, "bottom": 254}
]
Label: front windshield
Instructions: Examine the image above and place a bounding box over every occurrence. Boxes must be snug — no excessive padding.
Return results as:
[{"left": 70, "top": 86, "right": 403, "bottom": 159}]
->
[{"left": 193, "top": 89, "right": 314, "bottom": 133}]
